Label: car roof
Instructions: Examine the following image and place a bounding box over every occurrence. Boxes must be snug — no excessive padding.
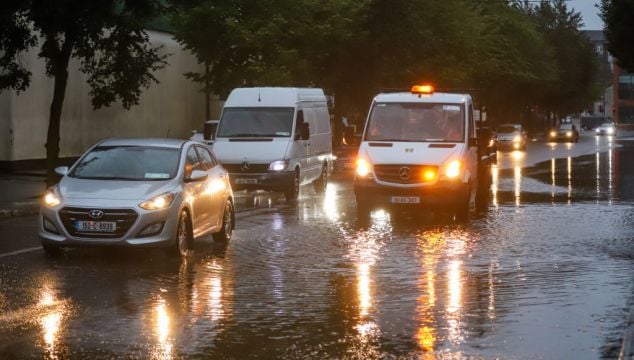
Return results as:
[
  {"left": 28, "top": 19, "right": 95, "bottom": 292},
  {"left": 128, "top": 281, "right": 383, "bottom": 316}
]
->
[
  {"left": 373, "top": 92, "right": 470, "bottom": 104},
  {"left": 97, "top": 138, "right": 188, "bottom": 148}
]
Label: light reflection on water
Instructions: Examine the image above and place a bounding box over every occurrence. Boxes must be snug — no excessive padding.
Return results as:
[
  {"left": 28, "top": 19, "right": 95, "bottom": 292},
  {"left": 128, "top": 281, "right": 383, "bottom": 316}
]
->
[{"left": 39, "top": 286, "right": 64, "bottom": 360}]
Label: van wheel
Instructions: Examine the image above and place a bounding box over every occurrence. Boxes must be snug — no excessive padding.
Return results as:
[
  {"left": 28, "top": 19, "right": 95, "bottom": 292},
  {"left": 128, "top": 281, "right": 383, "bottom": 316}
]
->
[
  {"left": 168, "top": 210, "right": 192, "bottom": 257},
  {"left": 313, "top": 165, "right": 328, "bottom": 194},
  {"left": 213, "top": 200, "right": 234, "bottom": 242},
  {"left": 284, "top": 171, "right": 300, "bottom": 202}
]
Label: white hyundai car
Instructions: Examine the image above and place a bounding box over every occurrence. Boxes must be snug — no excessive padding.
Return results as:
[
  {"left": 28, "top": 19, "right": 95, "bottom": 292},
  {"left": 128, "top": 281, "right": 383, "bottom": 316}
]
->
[{"left": 39, "top": 138, "right": 234, "bottom": 257}]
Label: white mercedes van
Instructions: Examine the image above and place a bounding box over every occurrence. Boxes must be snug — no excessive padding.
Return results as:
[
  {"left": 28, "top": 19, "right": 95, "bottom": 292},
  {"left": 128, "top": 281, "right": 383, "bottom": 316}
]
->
[
  {"left": 354, "top": 85, "right": 487, "bottom": 219},
  {"left": 213, "top": 87, "right": 333, "bottom": 202}
]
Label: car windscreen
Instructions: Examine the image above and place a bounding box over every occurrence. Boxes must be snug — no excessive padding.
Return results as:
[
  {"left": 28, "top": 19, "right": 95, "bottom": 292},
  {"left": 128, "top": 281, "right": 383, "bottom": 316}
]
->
[
  {"left": 558, "top": 124, "right": 573, "bottom": 130},
  {"left": 216, "top": 107, "right": 295, "bottom": 137},
  {"left": 364, "top": 102, "right": 464, "bottom": 142},
  {"left": 69, "top": 146, "right": 180, "bottom": 181},
  {"left": 497, "top": 125, "right": 519, "bottom": 133}
]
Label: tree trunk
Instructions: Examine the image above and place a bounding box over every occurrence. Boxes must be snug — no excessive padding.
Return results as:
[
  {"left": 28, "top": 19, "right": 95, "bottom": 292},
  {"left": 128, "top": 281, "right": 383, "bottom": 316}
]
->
[{"left": 45, "top": 46, "right": 72, "bottom": 186}]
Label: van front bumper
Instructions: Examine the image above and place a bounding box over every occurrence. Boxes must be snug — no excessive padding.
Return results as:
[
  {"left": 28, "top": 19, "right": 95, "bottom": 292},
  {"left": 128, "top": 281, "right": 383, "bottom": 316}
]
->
[
  {"left": 354, "top": 177, "right": 469, "bottom": 209},
  {"left": 229, "top": 171, "right": 295, "bottom": 192}
]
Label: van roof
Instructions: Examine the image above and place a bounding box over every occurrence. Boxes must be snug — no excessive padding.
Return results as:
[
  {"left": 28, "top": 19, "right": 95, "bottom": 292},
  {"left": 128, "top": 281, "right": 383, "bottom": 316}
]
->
[
  {"left": 374, "top": 92, "right": 470, "bottom": 104},
  {"left": 225, "top": 87, "right": 326, "bottom": 107}
]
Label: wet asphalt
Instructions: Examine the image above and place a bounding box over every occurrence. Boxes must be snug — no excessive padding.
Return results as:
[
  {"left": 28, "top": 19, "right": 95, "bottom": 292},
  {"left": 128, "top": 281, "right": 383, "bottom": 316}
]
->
[{"left": 0, "top": 135, "right": 632, "bottom": 359}]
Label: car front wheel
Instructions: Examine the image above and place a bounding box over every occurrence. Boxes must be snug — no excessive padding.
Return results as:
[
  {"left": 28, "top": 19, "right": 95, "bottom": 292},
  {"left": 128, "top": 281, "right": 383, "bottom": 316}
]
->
[
  {"left": 169, "top": 210, "right": 192, "bottom": 257},
  {"left": 213, "top": 200, "right": 234, "bottom": 242}
]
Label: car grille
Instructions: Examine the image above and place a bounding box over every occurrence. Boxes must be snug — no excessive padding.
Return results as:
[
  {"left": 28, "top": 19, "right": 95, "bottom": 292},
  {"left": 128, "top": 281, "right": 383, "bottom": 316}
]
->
[
  {"left": 374, "top": 164, "right": 438, "bottom": 184},
  {"left": 222, "top": 163, "right": 270, "bottom": 174},
  {"left": 59, "top": 207, "right": 138, "bottom": 239}
]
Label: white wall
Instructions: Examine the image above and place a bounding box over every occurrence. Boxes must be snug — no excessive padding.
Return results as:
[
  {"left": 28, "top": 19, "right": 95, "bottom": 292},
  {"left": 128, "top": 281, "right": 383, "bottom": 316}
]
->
[{"left": 2, "top": 30, "right": 207, "bottom": 162}]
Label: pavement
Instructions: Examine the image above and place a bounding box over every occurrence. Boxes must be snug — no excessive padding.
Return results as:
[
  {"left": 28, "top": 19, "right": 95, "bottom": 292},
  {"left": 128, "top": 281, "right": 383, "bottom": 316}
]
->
[{"left": 0, "top": 171, "right": 45, "bottom": 219}]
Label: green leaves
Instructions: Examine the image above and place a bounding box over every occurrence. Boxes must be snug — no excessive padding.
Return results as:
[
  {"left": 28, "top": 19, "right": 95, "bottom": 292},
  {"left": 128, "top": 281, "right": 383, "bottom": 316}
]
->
[
  {"left": 173, "top": 0, "right": 601, "bottom": 121},
  {"left": 601, "top": 0, "right": 634, "bottom": 72}
]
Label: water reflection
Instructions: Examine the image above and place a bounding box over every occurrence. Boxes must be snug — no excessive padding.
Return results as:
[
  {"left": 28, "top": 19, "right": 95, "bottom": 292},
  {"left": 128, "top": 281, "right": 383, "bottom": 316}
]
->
[
  {"left": 153, "top": 297, "right": 173, "bottom": 360},
  {"left": 39, "top": 286, "right": 64, "bottom": 359}
]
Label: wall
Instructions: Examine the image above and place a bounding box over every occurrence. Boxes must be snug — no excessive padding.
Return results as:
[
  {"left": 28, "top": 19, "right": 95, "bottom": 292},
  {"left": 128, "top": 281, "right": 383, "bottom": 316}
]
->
[{"left": 1, "top": 30, "right": 206, "bottom": 162}]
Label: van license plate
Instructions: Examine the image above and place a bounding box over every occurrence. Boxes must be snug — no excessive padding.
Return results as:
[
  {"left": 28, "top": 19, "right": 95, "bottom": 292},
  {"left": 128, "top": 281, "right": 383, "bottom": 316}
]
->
[
  {"left": 74, "top": 221, "right": 117, "bottom": 232},
  {"left": 235, "top": 178, "right": 257, "bottom": 185},
  {"left": 390, "top": 196, "right": 420, "bottom": 204}
]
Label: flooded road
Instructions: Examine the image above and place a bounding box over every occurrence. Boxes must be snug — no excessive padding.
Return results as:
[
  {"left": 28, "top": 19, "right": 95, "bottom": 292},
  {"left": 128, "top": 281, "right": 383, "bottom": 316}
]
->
[{"left": 0, "top": 136, "right": 632, "bottom": 359}]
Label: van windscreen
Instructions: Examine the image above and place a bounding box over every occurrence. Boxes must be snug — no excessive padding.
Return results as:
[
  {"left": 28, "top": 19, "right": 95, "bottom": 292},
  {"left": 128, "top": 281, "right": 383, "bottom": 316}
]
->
[
  {"left": 217, "top": 107, "right": 295, "bottom": 138},
  {"left": 365, "top": 102, "right": 465, "bottom": 142}
]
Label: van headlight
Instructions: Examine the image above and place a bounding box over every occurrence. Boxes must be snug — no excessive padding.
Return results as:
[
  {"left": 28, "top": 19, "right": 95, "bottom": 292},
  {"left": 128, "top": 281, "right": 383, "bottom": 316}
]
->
[
  {"left": 140, "top": 192, "right": 175, "bottom": 211},
  {"left": 444, "top": 160, "right": 462, "bottom": 179},
  {"left": 43, "top": 187, "right": 62, "bottom": 207},
  {"left": 269, "top": 160, "right": 287, "bottom": 171},
  {"left": 356, "top": 158, "right": 371, "bottom": 177}
]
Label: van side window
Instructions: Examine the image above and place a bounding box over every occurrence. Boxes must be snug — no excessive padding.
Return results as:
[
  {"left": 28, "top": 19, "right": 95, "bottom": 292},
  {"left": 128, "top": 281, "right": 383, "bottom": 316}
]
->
[
  {"left": 295, "top": 110, "right": 305, "bottom": 139},
  {"left": 303, "top": 108, "right": 317, "bottom": 135}
]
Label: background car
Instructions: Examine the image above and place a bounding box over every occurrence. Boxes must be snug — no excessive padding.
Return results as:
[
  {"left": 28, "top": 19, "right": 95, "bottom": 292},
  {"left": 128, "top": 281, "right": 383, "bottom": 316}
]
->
[
  {"left": 549, "top": 123, "right": 579, "bottom": 142},
  {"left": 595, "top": 122, "right": 616, "bottom": 136},
  {"left": 496, "top": 124, "right": 527, "bottom": 151},
  {"left": 39, "top": 138, "right": 234, "bottom": 257}
]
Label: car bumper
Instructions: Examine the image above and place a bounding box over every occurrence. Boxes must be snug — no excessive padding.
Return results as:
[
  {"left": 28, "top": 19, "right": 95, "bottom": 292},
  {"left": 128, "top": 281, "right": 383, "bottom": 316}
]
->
[
  {"left": 229, "top": 171, "right": 295, "bottom": 192},
  {"left": 354, "top": 176, "right": 469, "bottom": 208},
  {"left": 39, "top": 201, "right": 180, "bottom": 248},
  {"left": 496, "top": 140, "right": 524, "bottom": 150},
  {"left": 549, "top": 134, "right": 576, "bottom": 141}
]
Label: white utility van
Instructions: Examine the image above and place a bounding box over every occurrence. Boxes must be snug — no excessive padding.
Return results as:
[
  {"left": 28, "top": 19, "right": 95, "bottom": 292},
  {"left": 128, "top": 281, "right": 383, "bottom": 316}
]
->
[
  {"left": 213, "top": 87, "right": 333, "bottom": 202},
  {"left": 354, "top": 85, "right": 490, "bottom": 219}
]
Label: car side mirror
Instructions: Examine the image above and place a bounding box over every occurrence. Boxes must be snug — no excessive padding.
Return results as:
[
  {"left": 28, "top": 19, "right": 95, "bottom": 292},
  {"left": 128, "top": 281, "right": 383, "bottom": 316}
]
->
[
  {"left": 54, "top": 166, "right": 69, "bottom": 176},
  {"left": 186, "top": 170, "right": 208, "bottom": 183}
]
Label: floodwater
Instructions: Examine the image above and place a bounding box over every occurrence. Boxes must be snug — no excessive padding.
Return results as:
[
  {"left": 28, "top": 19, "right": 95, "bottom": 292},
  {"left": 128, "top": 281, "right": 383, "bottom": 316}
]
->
[{"left": 0, "top": 137, "right": 632, "bottom": 359}]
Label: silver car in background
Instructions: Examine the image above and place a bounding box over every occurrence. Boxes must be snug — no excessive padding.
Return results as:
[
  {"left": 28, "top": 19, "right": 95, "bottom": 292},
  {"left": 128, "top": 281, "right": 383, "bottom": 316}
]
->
[{"left": 40, "top": 138, "right": 234, "bottom": 257}]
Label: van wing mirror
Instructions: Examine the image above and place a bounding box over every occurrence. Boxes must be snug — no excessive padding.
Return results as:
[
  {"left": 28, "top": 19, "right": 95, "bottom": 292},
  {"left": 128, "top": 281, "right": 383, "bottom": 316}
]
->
[{"left": 297, "top": 122, "right": 310, "bottom": 140}]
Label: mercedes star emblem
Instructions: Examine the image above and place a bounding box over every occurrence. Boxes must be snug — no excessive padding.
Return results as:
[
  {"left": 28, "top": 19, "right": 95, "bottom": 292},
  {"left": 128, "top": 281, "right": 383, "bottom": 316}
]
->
[
  {"left": 399, "top": 167, "right": 411, "bottom": 181},
  {"left": 241, "top": 161, "right": 250, "bottom": 172}
]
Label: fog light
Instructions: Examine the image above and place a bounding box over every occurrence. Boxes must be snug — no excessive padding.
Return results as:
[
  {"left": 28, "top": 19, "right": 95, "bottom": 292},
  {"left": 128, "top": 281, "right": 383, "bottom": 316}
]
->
[
  {"left": 137, "top": 222, "right": 165, "bottom": 238},
  {"left": 422, "top": 169, "right": 436, "bottom": 182},
  {"left": 43, "top": 217, "right": 59, "bottom": 234}
]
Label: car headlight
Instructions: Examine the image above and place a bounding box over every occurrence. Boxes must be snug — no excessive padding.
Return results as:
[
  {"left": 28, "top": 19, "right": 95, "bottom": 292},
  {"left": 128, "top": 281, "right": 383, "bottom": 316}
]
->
[
  {"left": 607, "top": 127, "right": 615, "bottom": 134},
  {"left": 513, "top": 135, "right": 521, "bottom": 143},
  {"left": 566, "top": 131, "right": 572, "bottom": 137},
  {"left": 550, "top": 131, "right": 556, "bottom": 137},
  {"left": 269, "top": 160, "right": 287, "bottom": 171},
  {"left": 445, "top": 160, "right": 461, "bottom": 179},
  {"left": 140, "top": 192, "right": 175, "bottom": 211},
  {"left": 43, "top": 187, "right": 62, "bottom": 207},
  {"left": 356, "top": 158, "right": 371, "bottom": 177}
]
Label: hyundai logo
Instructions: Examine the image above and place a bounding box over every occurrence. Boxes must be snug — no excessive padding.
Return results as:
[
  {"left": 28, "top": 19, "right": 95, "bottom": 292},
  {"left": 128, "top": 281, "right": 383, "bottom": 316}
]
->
[
  {"left": 88, "top": 209, "right": 104, "bottom": 219},
  {"left": 399, "top": 167, "right": 411, "bottom": 181},
  {"left": 241, "top": 161, "right": 250, "bottom": 172}
]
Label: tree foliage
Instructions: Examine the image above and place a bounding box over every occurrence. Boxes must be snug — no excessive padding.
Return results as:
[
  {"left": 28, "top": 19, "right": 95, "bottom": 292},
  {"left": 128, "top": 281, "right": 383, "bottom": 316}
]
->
[
  {"left": 601, "top": 0, "right": 634, "bottom": 72},
  {"left": 0, "top": 0, "right": 168, "bottom": 184}
]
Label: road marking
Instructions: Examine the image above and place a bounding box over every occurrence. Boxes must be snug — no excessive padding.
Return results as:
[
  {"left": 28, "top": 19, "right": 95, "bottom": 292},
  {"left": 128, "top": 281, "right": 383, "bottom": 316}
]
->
[{"left": 0, "top": 246, "right": 41, "bottom": 258}]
